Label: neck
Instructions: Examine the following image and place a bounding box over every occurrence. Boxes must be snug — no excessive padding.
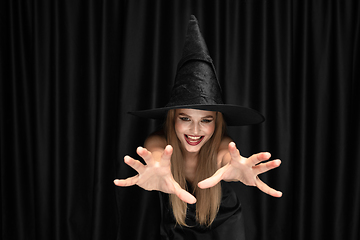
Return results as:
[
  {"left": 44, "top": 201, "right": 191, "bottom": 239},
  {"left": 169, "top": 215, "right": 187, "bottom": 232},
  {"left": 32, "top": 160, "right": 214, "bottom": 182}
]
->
[
  {"left": 184, "top": 150, "right": 198, "bottom": 162},
  {"left": 183, "top": 151, "right": 199, "bottom": 184}
]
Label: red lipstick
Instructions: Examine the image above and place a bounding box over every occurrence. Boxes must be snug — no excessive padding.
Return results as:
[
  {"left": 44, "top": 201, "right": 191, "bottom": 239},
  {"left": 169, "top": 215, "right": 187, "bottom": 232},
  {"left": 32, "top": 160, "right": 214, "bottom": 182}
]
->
[{"left": 185, "top": 135, "right": 204, "bottom": 146}]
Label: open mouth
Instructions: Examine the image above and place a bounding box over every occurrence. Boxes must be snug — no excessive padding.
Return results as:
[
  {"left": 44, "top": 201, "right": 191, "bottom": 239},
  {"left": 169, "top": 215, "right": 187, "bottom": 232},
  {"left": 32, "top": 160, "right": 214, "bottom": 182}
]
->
[{"left": 185, "top": 135, "right": 204, "bottom": 146}]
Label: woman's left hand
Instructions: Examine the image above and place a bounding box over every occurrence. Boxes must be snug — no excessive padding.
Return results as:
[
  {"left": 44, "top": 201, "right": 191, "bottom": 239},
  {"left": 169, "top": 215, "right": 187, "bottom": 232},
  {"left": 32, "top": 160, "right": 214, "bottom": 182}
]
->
[{"left": 198, "top": 142, "right": 283, "bottom": 197}]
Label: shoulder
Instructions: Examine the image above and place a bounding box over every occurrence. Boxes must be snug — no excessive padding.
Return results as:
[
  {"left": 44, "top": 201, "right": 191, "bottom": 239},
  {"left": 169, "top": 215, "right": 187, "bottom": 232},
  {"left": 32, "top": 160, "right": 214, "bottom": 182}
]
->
[
  {"left": 144, "top": 130, "right": 167, "bottom": 151},
  {"left": 219, "top": 135, "right": 232, "bottom": 151}
]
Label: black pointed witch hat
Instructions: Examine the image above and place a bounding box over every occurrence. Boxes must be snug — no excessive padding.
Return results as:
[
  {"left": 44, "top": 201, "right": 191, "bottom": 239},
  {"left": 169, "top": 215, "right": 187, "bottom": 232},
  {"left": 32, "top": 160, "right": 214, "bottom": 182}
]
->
[{"left": 129, "top": 15, "right": 264, "bottom": 126}]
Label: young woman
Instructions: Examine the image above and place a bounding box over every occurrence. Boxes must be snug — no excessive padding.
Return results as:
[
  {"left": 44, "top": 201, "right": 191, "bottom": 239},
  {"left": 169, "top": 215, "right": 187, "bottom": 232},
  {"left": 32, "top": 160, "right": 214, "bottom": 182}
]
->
[
  {"left": 114, "top": 108, "right": 281, "bottom": 217},
  {"left": 114, "top": 15, "right": 282, "bottom": 239}
]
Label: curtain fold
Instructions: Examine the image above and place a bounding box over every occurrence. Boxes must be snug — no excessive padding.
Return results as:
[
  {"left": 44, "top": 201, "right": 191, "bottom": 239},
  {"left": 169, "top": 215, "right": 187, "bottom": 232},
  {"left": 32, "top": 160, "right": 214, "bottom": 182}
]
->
[{"left": 1, "top": 0, "right": 359, "bottom": 240}]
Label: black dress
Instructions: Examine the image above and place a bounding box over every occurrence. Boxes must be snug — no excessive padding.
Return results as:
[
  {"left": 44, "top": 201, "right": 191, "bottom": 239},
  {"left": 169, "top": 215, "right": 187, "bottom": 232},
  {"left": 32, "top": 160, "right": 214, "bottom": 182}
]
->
[{"left": 159, "top": 181, "right": 246, "bottom": 240}]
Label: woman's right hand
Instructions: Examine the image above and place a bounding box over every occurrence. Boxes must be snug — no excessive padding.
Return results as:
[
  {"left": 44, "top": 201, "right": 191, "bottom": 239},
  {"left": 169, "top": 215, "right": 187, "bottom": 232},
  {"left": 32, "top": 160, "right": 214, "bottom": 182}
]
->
[{"left": 114, "top": 145, "right": 197, "bottom": 204}]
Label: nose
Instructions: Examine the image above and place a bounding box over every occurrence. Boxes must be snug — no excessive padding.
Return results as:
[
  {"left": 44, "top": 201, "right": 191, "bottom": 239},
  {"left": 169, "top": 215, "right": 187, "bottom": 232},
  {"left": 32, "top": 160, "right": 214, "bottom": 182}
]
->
[{"left": 191, "top": 121, "right": 200, "bottom": 134}]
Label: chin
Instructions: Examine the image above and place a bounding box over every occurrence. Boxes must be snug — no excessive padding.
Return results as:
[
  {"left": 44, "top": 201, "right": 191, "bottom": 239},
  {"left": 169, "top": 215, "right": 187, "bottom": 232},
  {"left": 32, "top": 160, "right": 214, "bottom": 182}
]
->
[
  {"left": 185, "top": 147, "right": 201, "bottom": 153},
  {"left": 183, "top": 143, "right": 204, "bottom": 153}
]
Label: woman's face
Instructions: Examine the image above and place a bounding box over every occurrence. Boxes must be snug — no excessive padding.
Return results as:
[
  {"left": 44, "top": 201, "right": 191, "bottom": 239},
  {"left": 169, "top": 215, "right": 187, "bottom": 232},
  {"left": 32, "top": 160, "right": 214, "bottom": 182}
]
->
[{"left": 174, "top": 108, "right": 216, "bottom": 154}]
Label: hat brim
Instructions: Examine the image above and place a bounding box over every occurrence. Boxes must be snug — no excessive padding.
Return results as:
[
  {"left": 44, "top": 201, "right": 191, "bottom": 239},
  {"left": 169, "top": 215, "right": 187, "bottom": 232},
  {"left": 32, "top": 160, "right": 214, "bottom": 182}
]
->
[{"left": 128, "top": 104, "right": 264, "bottom": 126}]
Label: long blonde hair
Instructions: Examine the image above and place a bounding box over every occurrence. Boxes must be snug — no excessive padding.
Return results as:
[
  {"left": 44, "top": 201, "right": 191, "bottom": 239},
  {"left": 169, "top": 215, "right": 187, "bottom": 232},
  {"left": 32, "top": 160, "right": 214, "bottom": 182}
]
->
[{"left": 165, "top": 109, "right": 226, "bottom": 227}]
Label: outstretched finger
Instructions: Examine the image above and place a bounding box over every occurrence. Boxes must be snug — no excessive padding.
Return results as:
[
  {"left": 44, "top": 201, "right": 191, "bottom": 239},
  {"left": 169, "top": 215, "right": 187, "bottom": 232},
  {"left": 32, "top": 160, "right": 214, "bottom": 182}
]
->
[
  {"left": 254, "top": 159, "right": 281, "bottom": 175},
  {"left": 228, "top": 142, "right": 243, "bottom": 162},
  {"left": 256, "top": 177, "right": 283, "bottom": 198},
  {"left": 197, "top": 166, "right": 228, "bottom": 189},
  {"left": 250, "top": 152, "right": 272, "bottom": 165},
  {"left": 124, "top": 155, "right": 146, "bottom": 173},
  {"left": 113, "top": 175, "right": 139, "bottom": 187},
  {"left": 161, "top": 145, "right": 173, "bottom": 163},
  {"left": 173, "top": 183, "right": 197, "bottom": 204},
  {"left": 136, "top": 147, "right": 153, "bottom": 164},
  {"left": 175, "top": 188, "right": 197, "bottom": 204}
]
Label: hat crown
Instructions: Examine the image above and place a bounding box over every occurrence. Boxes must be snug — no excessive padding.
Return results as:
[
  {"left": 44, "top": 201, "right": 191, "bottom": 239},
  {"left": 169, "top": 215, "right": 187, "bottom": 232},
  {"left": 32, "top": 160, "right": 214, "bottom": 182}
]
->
[
  {"left": 166, "top": 15, "right": 223, "bottom": 108},
  {"left": 129, "top": 15, "right": 265, "bottom": 126}
]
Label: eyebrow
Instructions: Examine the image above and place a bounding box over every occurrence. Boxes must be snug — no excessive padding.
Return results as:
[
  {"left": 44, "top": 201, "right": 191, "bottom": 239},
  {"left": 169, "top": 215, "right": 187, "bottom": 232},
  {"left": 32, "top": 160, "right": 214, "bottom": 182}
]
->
[{"left": 178, "top": 113, "right": 214, "bottom": 119}]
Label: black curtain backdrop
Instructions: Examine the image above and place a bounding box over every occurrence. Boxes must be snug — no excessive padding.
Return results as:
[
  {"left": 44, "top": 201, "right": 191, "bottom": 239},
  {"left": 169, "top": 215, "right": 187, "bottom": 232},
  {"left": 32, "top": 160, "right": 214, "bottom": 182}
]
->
[{"left": 1, "top": 0, "right": 359, "bottom": 240}]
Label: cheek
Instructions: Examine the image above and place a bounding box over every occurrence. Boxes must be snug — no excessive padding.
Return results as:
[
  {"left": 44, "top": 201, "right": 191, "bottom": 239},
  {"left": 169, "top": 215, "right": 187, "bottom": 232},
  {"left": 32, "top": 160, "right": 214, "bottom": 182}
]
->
[
  {"left": 174, "top": 122, "right": 186, "bottom": 139},
  {"left": 175, "top": 119, "right": 192, "bottom": 132},
  {"left": 204, "top": 124, "right": 216, "bottom": 136},
  {"left": 174, "top": 122, "right": 182, "bottom": 134}
]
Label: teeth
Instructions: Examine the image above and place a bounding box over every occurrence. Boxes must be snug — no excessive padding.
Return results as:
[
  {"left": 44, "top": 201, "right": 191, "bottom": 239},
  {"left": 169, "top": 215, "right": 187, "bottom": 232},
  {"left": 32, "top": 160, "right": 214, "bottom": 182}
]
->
[{"left": 187, "top": 135, "right": 201, "bottom": 140}]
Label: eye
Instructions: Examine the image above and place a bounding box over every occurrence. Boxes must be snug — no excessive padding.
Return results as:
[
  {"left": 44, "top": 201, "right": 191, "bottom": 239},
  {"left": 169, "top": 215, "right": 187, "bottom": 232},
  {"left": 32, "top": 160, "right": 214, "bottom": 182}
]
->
[
  {"left": 201, "top": 118, "right": 213, "bottom": 123},
  {"left": 179, "top": 117, "right": 190, "bottom": 121}
]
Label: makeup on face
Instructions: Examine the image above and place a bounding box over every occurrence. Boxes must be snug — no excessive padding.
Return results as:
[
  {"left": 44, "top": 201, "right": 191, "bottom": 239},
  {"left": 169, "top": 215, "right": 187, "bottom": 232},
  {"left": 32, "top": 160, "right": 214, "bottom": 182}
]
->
[{"left": 174, "top": 109, "right": 216, "bottom": 154}]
